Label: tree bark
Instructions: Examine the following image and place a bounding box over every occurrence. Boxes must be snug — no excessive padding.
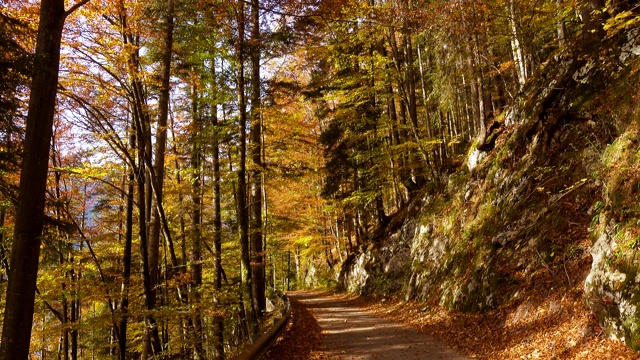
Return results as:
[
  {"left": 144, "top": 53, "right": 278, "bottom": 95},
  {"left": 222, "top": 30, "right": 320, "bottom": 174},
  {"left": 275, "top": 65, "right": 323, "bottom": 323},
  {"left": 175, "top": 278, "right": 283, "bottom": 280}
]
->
[
  {"left": 235, "top": 0, "right": 257, "bottom": 330},
  {"left": 556, "top": 0, "right": 567, "bottom": 45},
  {"left": 249, "top": 0, "right": 266, "bottom": 319},
  {"left": 0, "top": 0, "right": 86, "bottom": 358},
  {"left": 211, "top": 63, "right": 225, "bottom": 360},
  {"left": 116, "top": 2, "right": 164, "bottom": 355},
  {"left": 135, "top": 109, "right": 163, "bottom": 358},
  {"left": 118, "top": 162, "right": 134, "bottom": 360},
  {"left": 509, "top": 0, "right": 528, "bottom": 88},
  {"left": 148, "top": 0, "right": 174, "bottom": 322},
  {"left": 51, "top": 145, "right": 71, "bottom": 360},
  {"left": 189, "top": 83, "right": 204, "bottom": 359}
]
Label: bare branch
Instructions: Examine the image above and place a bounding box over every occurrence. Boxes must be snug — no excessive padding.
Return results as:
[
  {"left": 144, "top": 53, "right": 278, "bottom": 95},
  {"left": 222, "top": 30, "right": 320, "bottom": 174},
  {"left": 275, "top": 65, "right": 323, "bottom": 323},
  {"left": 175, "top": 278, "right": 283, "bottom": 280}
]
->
[{"left": 65, "top": 0, "right": 91, "bottom": 17}]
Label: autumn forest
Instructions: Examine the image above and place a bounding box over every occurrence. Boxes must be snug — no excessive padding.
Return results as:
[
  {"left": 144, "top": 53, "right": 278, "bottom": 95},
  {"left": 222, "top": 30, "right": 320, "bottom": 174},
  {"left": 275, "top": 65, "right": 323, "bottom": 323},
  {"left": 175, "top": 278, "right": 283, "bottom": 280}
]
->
[{"left": 1, "top": 0, "right": 638, "bottom": 358}]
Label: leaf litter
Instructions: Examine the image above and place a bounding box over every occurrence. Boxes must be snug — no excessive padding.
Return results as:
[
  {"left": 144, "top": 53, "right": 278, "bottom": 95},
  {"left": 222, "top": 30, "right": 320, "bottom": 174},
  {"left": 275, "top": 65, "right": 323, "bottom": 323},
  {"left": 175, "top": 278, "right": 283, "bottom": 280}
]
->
[{"left": 266, "top": 250, "right": 639, "bottom": 359}]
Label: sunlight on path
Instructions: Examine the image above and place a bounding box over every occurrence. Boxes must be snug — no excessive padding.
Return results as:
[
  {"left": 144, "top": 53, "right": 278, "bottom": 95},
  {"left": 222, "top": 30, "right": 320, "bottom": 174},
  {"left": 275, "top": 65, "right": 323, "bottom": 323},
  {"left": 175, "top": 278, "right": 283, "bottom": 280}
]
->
[{"left": 291, "top": 291, "right": 470, "bottom": 360}]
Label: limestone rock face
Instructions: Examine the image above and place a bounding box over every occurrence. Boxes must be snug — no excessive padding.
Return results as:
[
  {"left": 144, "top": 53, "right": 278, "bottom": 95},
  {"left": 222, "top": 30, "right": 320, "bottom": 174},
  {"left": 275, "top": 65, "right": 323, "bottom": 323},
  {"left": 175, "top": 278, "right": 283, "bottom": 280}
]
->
[
  {"left": 585, "top": 217, "right": 640, "bottom": 350},
  {"left": 338, "top": 210, "right": 417, "bottom": 295},
  {"left": 583, "top": 114, "right": 640, "bottom": 350}
]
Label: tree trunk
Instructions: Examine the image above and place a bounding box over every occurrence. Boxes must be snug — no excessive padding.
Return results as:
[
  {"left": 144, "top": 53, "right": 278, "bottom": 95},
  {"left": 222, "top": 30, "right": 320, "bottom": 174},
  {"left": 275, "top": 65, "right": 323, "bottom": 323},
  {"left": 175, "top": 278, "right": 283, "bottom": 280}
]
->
[
  {"left": 148, "top": 0, "right": 174, "bottom": 324},
  {"left": 189, "top": 83, "right": 204, "bottom": 359},
  {"left": 467, "top": 40, "right": 487, "bottom": 147},
  {"left": 509, "top": 0, "right": 528, "bottom": 88},
  {"left": 135, "top": 111, "right": 163, "bottom": 358},
  {"left": 556, "top": 0, "right": 567, "bottom": 45},
  {"left": 51, "top": 145, "right": 71, "bottom": 360},
  {"left": 286, "top": 251, "right": 291, "bottom": 291},
  {"left": 116, "top": 2, "right": 165, "bottom": 355},
  {"left": 417, "top": 46, "right": 433, "bottom": 139},
  {"left": 118, "top": 162, "right": 134, "bottom": 360},
  {"left": 474, "top": 42, "right": 488, "bottom": 143},
  {"left": 170, "top": 115, "right": 188, "bottom": 267},
  {"left": 0, "top": 0, "right": 85, "bottom": 358},
  {"left": 235, "top": 0, "right": 256, "bottom": 331},
  {"left": 70, "top": 289, "right": 78, "bottom": 360},
  {"left": 249, "top": 0, "right": 266, "bottom": 319},
  {"left": 211, "top": 64, "right": 225, "bottom": 360},
  {"left": 71, "top": 182, "right": 81, "bottom": 360}
]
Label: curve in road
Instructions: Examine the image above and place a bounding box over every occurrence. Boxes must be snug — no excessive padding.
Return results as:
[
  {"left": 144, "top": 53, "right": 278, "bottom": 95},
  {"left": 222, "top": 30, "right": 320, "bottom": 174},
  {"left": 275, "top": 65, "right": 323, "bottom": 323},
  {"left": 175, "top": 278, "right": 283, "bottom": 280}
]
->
[{"left": 291, "top": 291, "right": 470, "bottom": 360}]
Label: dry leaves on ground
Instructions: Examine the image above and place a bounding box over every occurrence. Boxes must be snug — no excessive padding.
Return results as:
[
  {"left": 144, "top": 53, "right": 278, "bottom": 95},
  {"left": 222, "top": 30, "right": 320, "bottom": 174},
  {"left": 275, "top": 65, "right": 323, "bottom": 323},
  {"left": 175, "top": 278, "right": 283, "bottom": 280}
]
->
[
  {"left": 354, "top": 254, "right": 640, "bottom": 360},
  {"left": 265, "top": 244, "right": 640, "bottom": 360},
  {"left": 263, "top": 295, "right": 327, "bottom": 360}
]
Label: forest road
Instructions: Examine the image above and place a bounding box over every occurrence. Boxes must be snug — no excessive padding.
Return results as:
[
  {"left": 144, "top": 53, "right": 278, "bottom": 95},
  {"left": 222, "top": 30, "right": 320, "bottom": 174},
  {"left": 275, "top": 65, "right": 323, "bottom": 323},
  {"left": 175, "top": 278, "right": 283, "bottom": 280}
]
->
[{"left": 290, "top": 291, "right": 470, "bottom": 360}]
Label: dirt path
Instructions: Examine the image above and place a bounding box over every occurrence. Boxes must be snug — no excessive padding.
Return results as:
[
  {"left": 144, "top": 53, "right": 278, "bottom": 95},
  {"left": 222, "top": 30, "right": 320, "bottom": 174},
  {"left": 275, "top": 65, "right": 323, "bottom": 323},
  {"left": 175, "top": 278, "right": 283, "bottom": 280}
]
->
[{"left": 291, "top": 291, "right": 469, "bottom": 360}]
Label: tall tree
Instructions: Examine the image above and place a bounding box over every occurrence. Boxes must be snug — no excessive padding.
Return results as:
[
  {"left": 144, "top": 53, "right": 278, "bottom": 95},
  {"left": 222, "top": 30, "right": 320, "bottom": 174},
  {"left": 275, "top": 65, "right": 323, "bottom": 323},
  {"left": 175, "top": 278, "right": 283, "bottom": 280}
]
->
[
  {"left": 211, "top": 63, "right": 225, "bottom": 360},
  {"left": 114, "top": 0, "right": 165, "bottom": 353},
  {"left": 189, "top": 81, "right": 204, "bottom": 358},
  {"left": 148, "top": 0, "right": 175, "bottom": 325},
  {"left": 0, "top": 0, "right": 88, "bottom": 358},
  {"left": 249, "top": 0, "right": 266, "bottom": 318},
  {"left": 235, "top": 0, "right": 257, "bottom": 329}
]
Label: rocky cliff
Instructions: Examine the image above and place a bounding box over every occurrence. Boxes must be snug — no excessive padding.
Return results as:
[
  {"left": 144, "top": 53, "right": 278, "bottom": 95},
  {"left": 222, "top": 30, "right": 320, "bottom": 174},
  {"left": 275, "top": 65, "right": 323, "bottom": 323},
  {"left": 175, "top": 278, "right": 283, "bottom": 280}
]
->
[{"left": 338, "top": 26, "right": 640, "bottom": 351}]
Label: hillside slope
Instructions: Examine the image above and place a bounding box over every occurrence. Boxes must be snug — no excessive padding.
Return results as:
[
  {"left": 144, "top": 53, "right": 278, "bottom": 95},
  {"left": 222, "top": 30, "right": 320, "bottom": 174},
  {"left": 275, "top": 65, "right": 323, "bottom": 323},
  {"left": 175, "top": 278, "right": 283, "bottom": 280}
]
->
[{"left": 338, "top": 25, "right": 640, "bottom": 353}]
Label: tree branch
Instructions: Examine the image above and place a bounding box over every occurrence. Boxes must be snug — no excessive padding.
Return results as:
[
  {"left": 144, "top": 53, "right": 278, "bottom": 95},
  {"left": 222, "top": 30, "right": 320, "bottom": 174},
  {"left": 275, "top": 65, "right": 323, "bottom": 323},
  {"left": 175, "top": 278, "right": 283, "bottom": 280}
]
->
[{"left": 65, "top": 0, "right": 91, "bottom": 17}]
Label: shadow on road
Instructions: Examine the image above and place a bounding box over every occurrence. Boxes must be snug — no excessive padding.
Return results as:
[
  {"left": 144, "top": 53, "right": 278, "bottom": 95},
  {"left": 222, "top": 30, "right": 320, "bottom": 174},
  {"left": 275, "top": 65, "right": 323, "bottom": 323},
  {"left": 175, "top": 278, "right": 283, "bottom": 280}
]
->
[{"left": 291, "top": 290, "right": 469, "bottom": 360}]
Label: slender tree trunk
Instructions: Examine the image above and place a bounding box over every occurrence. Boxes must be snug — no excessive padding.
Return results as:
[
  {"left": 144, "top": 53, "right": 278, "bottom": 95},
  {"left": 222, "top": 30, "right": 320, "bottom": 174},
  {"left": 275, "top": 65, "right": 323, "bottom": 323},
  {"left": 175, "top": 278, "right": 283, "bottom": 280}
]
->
[
  {"left": 467, "top": 41, "right": 487, "bottom": 145},
  {"left": 189, "top": 83, "right": 204, "bottom": 359},
  {"left": 0, "top": 209, "right": 7, "bottom": 275},
  {"left": 211, "top": 65, "right": 225, "bottom": 360},
  {"left": 556, "top": 0, "right": 566, "bottom": 45},
  {"left": 235, "top": 0, "right": 256, "bottom": 331},
  {"left": 62, "top": 263, "right": 69, "bottom": 360},
  {"left": 294, "top": 246, "right": 300, "bottom": 286},
  {"left": 132, "top": 73, "right": 163, "bottom": 360},
  {"left": 149, "top": 0, "right": 174, "bottom": 324},
  {"left": 383, "top": 59, "right": 405, "bottom": 205},
  {"left": 474, "top": 44, "right": 487, "bottom": 143},
  {"left": 135, "top": 114, "right": 163, "bottom": 358},
  {"left": 287, "top": 251, "right": 291, "bottom": 291},
  {"left": 249, "top": 0, "right": 266, "bottom": 319},
  {"left": 417, "top": 46, "right": 433, "bottom": 139},
  {"left": 271, "top": 254, "right": 277, "bottom": 290},
  {"left": 118, "top": 162, "right": 134, "bottom": 360},
  {"left": 72, "top": 188, "right": 87, "bottom": 360},
  {"left": 403, "top": 33, "right": 419, "bottom": 134},
  {"left": 70, "top": 288, "right": 78, "bottom": 360},
  {"left": 0, "top": 0, "right": 87, "bottom": 358},
  {"left": 169, "top": 114, "right": 188, "bottom": 267},
  {"left": 51, "top": 145, "right": 70, "bottom": 360},
  {"left": 509, "top": 0, "right": 527, "bottom": 88},
  {"left": 460, "top": 74, "right": 474, "bottom": 138},
  {"left": 117, "top": 2, "right": 168, "bottom": 355}
]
